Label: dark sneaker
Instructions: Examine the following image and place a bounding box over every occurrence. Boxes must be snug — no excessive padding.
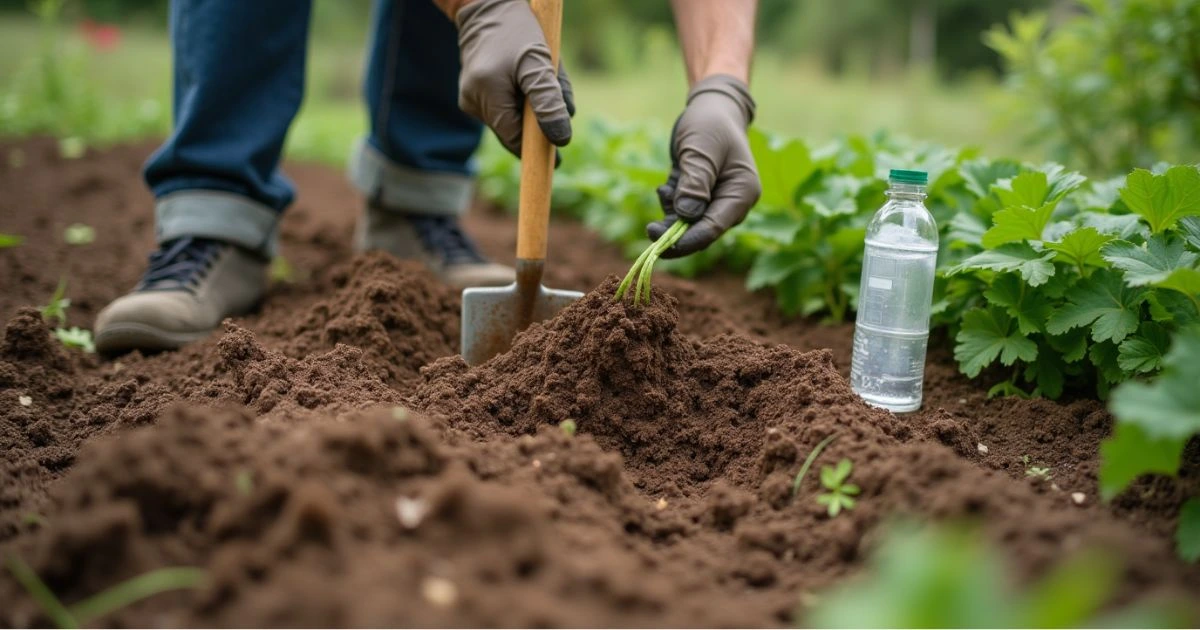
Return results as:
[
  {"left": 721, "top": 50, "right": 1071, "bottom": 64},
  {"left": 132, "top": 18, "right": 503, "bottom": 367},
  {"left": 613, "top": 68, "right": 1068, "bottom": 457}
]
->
[
  {"left": 354, "top": 203, "right": 514, "bottom": 289},
  {"left": 94, "top": 237, "right": 267, "bottom": 353}
]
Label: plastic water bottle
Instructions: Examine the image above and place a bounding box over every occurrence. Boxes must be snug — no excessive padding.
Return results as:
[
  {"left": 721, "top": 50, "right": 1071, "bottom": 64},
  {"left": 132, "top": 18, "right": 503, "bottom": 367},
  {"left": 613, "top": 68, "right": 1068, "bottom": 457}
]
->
[{"left": 850, "top": 169, "right": 938, "bottom": 413}]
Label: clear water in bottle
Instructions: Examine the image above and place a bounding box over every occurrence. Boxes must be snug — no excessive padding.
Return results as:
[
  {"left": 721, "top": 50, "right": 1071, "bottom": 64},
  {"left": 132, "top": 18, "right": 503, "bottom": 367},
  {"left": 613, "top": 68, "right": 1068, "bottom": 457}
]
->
[{"left": 850, "top": 169, "right": 938, "bottom": 413}]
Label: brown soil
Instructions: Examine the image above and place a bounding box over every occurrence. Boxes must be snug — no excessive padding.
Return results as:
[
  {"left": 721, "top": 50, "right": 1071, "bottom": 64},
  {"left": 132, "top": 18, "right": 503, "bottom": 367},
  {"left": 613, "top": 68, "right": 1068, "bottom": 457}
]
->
[{"left": 1, "top": 137, "right": 1197, "bottom": 627}]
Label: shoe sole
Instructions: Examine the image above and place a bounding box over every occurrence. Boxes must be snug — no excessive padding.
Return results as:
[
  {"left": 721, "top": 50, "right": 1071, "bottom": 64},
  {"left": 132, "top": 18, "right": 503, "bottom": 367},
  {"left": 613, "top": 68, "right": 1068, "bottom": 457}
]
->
[{"left": 95, "top": 323, "right": 214, "bottom": 355}]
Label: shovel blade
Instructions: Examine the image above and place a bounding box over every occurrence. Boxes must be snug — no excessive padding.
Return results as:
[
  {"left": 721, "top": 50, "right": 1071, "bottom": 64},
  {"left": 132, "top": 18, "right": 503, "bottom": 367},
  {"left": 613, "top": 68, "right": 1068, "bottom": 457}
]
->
[{"left": 461, "top": 283, "right": 583, "bottom": 366}]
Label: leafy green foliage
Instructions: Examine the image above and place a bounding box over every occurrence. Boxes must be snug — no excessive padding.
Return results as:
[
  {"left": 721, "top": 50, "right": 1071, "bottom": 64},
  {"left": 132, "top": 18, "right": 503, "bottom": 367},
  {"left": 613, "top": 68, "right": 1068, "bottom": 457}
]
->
[
  {"left": 987, "top": 2, "right": 1200, "bottom": 173},
  {"left": 38, "top": 277, "right": 70, "bottom": 325},
  {"left": 805, "top": 522, "right": 1189, "bottom": 628},
  {"left": 816, "top": 458, "right": 860, "bottom": 518},
  {"left": 1103, "top": 328, "right": 1200, "bottom": 561},
  {"left": 53, "top": 326, "right": 94, "bottom": 353},
  {"left": 5, "top": 554, "right": 206, "bottom": 629}
]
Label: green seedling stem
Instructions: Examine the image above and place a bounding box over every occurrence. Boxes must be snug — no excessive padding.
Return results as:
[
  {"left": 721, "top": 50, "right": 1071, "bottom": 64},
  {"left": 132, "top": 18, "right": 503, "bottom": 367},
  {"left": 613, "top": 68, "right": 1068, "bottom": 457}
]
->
[
  {"left": 792, "top": 434, "right": 838, "bottom": 496},
  {"left": 5, "top": 554, "right": 206, "bottom": 629},
  {"left": 614, "top": 221, "right": 687, "bottom": 307}
]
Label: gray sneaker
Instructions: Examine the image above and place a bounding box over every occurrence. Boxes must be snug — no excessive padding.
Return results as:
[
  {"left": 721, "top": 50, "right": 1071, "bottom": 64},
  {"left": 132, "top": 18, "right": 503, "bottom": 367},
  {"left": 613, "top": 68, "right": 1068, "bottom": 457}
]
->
[
  {"left": 354, "top": 203, "right": 515, "bottom": 289},
  {"left": 94, "top": 237, "right": 267, "bottom": 354}
]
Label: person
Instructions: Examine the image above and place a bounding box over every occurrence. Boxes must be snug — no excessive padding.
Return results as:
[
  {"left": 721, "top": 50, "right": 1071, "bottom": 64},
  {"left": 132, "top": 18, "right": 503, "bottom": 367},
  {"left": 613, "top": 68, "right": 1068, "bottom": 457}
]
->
[{"left": 94, "top": 0, "right": 762, "bottom": 353}]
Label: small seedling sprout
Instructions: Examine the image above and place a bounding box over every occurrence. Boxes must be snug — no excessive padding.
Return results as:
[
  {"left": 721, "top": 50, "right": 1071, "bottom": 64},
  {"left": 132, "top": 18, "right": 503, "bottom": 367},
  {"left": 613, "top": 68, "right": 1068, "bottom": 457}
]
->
[
  {"left": 5, "top": 554, "right": 206, "bottom": 629},
  {"left": 62, "top": 223, "right": 94, "bottom": 245},
  {"left": 816, "top": 458, "right": 861, "bottom": 518},
  {"left": 792, "top": 434, "right": 838, "bottom": 496},
  {"left": 613, "top": 221, "right": 687, "bottom": 307},
  {"left": 0, "top": 233, "right": 23, "bottom": 248},
  {"left": 559, "top": 419, "right": 577, "bottom": 437},
  {"left": 53, "top": 327, "right": 95, "bottom": 353},
  {"left": 39, "top": 277, "right": 70, "bottom": 325}
]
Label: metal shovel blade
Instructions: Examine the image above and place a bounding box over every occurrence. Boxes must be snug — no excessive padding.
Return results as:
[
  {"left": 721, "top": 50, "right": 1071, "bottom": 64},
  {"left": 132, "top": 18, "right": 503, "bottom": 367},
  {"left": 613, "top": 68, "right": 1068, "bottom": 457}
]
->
[{"left": 461, "top": 280, "right": 583, "bottom": 366}]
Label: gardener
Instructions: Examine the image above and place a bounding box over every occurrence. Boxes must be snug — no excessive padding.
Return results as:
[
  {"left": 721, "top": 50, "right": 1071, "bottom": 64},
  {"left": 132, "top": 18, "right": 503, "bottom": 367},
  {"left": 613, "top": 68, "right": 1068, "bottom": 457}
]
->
[{"left": 94, "top": 0, "right": 761, "bottom": 353}]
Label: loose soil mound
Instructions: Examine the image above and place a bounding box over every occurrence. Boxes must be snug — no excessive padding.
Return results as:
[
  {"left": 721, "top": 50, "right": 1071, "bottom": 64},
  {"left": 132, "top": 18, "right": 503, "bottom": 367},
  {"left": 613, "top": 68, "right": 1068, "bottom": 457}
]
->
[{"left": 1, "top": 138, "right": 1197, "bottom": 627}]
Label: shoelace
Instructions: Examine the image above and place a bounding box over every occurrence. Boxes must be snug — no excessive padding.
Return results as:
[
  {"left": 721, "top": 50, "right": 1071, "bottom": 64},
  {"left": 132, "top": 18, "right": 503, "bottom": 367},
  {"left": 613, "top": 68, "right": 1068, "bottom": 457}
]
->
[
  {"left": 408, "top": 215, "right": 487, "bottom": 265},
  {"left": 137, "top": 236, "right": 224, "bottom": 292}
]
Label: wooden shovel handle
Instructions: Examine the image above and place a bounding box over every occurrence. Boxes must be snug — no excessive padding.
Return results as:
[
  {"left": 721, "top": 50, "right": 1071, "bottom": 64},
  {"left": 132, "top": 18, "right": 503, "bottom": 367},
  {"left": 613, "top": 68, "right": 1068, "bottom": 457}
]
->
[{"left": 515, "top": 0, "right": 563, "bottom": 262}]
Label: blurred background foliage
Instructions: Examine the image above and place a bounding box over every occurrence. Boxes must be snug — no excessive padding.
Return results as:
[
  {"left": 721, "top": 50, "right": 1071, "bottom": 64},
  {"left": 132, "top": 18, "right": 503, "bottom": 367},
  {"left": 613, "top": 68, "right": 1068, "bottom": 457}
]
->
[{"left": 0, "top": 0, "right": 1197, "bottom": 173}]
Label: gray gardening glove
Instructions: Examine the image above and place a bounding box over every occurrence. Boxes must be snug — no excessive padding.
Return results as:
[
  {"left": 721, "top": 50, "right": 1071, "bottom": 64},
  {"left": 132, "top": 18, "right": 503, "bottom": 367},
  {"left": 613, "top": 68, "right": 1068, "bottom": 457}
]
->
[
  {"left": 649, "top": 74, "right": 761, "bottom": 258},
  {"left": 455, "top": 0, "right": 575, "bottom": 160}
]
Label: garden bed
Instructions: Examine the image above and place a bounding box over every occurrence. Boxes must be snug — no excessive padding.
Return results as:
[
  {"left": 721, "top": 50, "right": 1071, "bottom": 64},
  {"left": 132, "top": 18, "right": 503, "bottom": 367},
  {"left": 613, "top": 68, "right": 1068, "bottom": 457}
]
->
[{"left": 1, "top": 137, "right": 1196, "bottom": 626}]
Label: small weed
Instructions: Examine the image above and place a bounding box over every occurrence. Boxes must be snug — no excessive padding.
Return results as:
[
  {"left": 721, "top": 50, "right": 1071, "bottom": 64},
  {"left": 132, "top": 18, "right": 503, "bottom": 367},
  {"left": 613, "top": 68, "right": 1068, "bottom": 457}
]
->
[
  {"left": 0, "top": 233, "right": 24, "bottom": 248},
  {"left": 39, "top": 277, "right": 70, "bottom": 325},
  {"left": 63, "top": 223, "right": 94, "bottom": 245},
  {"left": 816, "top": 458, "right": 860, "bottom": 518},
  {"left": 559, "top": 419, "right": 577, "bottom": 437},
  {"left": 1021, "top": 455, "right": 1053, "bottom": 481},
  {"left": 792, "top": 434, "right": 838, "bottom": 496},
  {"left": 5, "top": 554, "right": 206, "bottom": 628},
  {"left": 53, "top": 327, "right": 94, "bottom": 353}
]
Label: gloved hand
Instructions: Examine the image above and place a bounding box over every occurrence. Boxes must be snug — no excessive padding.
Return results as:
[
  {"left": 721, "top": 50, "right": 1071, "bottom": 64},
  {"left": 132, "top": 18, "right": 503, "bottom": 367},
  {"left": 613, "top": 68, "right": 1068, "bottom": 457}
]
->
[
  {"left": 649, "top": 74, "right": 761, "bottom": 258},
  {"left": 455, "top": 0, "right": 575, "bottom": 159}
]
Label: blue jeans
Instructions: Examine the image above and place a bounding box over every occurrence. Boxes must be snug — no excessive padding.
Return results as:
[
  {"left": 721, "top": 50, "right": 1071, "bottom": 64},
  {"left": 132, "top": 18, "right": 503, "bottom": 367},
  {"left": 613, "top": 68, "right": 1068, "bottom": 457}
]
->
[{"left": 144, "top": 0, "right": 484, "bottom": 256}]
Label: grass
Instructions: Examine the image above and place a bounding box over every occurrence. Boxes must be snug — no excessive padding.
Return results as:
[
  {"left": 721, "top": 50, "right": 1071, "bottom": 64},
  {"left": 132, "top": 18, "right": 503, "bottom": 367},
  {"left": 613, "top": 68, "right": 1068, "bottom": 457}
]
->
[{"left": 0, "top": 14, "right": 1036, "bottom": 168}]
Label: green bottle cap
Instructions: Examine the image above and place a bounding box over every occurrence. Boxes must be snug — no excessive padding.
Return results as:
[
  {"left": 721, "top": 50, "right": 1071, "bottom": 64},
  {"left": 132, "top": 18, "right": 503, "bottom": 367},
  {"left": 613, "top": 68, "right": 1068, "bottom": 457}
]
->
[{"left": 889, "top": 169, "right": 928, "bottom": 185}]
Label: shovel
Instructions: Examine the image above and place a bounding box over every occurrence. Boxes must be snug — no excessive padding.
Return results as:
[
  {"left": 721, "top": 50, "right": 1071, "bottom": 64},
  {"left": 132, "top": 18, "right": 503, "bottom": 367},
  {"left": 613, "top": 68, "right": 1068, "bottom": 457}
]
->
[{"left": 460, "top": 0, "right": 582, "bottom": 366}]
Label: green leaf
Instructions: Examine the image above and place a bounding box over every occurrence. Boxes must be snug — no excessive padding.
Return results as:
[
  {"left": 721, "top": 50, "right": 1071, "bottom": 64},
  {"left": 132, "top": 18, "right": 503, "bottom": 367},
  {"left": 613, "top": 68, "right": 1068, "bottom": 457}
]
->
[
  {"left": 1044, "top": 227, "right": 1113, "bottom": 270},
  {"left": 1038, "top": 164, "right": 1088, "bottom": 204},
  {"left": 983, "top": 274, "right": 1052, "bottom": 335},
  {"left": 741, "top": 212, "right": 804, "bottom": 245},
  {"left": 804, "top": 175, "right": 861, "bottom": 218},
  {"left": 0, "top": 233, "right": 24, "bottom": 248},
  {"left": 746, "top": 250, "right": 803, "bottom": 291},
  {"left": 53, "top": 327, "right": 95, "bottom": 354},
  {"left": 1027, "top": 348, "right": 1066, "bottom": 399},
  {"left": 981, "top": 204, "right": 1056, "bottom": 247},
  {"left": 1118, "top": 166, "right": 1200, "bottom": 234},
  {"left": 748, "top": 128, "right": 813, "bottom": 208},
  {"left": 1022, "top": 552, "right": 1117, "bottom": 628},
  {"left": 945, "top": 243, "right": 1056, "bottom": 287},
  {"left": 1108, "top": 333, "right": 1200, "bottom": 441},
  {"left": 947, "top": 212, "right": 987, "bottom": 247},
  {"left": 1180, "top": 216, "right": 1200, "bottom": 251},
  {"left": 955, "top": 308, "right": 1038, "bottom": 378},
  {"left": 959, "top": 158, "right": 1021, "bottom": 199},
  {"left": 1098, "top": 423, "right": 1184, "bottom": 501},
  {"left": 1089, "top": 341, "right": 1124, "bottom": 385},
  {"left": 994, "top": 170, "right": 1050, "bottom": 209},
  {"left": 1177, "top": 499, "right": 1200, "bottom": 564},
  {"left": 1047, "top": 328, "right": 1088, "bottom": 363},
  {"left": 1045, "top": 270, "right": 1146, "bottom": 343},
  {"left": 1079, "top": 212, "right": 1145, "bottom": 240},
  {"left": 1116, "top": 323, "right": 1169, "bottom": 374},
  {"left": 1147, "top": 289, "right": 1199, "bottom": 325},
  {"left": 1101, "top": 235, "right": 1198, "bottom": 286},
  {"left": 1155, "top": 267, "right": 1200, "bottom": 298}
]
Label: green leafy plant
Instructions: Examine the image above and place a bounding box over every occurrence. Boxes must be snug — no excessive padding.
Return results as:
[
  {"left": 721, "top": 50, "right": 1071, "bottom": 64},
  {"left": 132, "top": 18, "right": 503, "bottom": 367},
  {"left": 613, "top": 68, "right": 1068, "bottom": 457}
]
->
[
  {"left": 987, "top": 1, "right": 1200, "bottom": 173},
  {"left": 0, "top": 233, "right": 24, "bottom": 248},
  {"left": 1101, "top": 327, "right": 1200, "bottom": 562},
  {"left": 53, "top": 327, "right": 94, "bottom": 353},
  {"left": 559, "top": 418, "right": 577, "bottom": 437},
  {"left": 804, "top": 522, "right": 1191, "bottom": 628},
  {"left": 39, "top": 278, "right": 70, "bottom": 325},
  {"left": 791, "top": 433, "right": 837, "bottom": 496},
  {"left": 816, "top": 458, "right": 860, "bottom": 517},
  {"left": 62, "top": 223, "right": 94, "bottom": 245},
  {"left": 614, "top": 220, "right": 686, "bottom": 306},
  {"left": 5, "top": 554, "right": 206, "bottom": 629}
]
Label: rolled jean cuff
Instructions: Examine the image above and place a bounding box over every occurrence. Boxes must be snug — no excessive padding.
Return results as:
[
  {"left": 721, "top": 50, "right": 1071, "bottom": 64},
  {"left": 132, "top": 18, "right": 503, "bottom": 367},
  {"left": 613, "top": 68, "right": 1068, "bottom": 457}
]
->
[
  {"left": 347, "top": 138, "right": 475, "bottom": 217},
  {"left": 155, "top": 190, "right": 279, "bottom": 257}
]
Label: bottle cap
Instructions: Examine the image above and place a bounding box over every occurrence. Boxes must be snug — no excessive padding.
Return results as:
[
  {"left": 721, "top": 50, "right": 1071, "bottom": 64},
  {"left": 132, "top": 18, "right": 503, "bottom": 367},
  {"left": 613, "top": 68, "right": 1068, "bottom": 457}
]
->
[{"left": 889, "top": 169, "right": 928, "bottom": 185}]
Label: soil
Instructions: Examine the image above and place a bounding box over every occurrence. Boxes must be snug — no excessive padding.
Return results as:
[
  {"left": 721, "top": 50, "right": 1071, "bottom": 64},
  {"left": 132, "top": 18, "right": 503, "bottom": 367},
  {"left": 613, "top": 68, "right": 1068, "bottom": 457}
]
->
[{"left": 1, "top": 137, "right": 1197, "bottom": 627}]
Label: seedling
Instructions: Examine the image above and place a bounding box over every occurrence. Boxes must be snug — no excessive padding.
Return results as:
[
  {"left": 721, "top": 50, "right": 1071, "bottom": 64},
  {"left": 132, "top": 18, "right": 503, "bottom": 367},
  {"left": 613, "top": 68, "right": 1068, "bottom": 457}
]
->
[
  {"left": 0, "top": 233, "right": 23, "bottom": 248},
  {"left": 1021, "top": 455, "right": 1053, "bottom": 482},
  {"left": 5, "top": 554, "right": 205, "bottom": 629},
  {"left": 53, "top": 327, "right": 95, "bottom": 353},
  {"left": 269, "top": 256, "right": 301, "bottom": 284},
  {"left": 559, "top": 419, "right": 577, "bottom": 437},
  {"left": 62, "top": 223, "right": 94, "bottom": 245},
  {"left": 816, "top": 458, "right": 860, "bottom": 518},
  {"left": 613, "top": 221, "right": 687, "bottom": 307},
  {"left": 39, "top": 278, "right": 70, "bottom": 325},
  {"left": 792, "top": 434, "right": 838, "bottom": 496}
]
